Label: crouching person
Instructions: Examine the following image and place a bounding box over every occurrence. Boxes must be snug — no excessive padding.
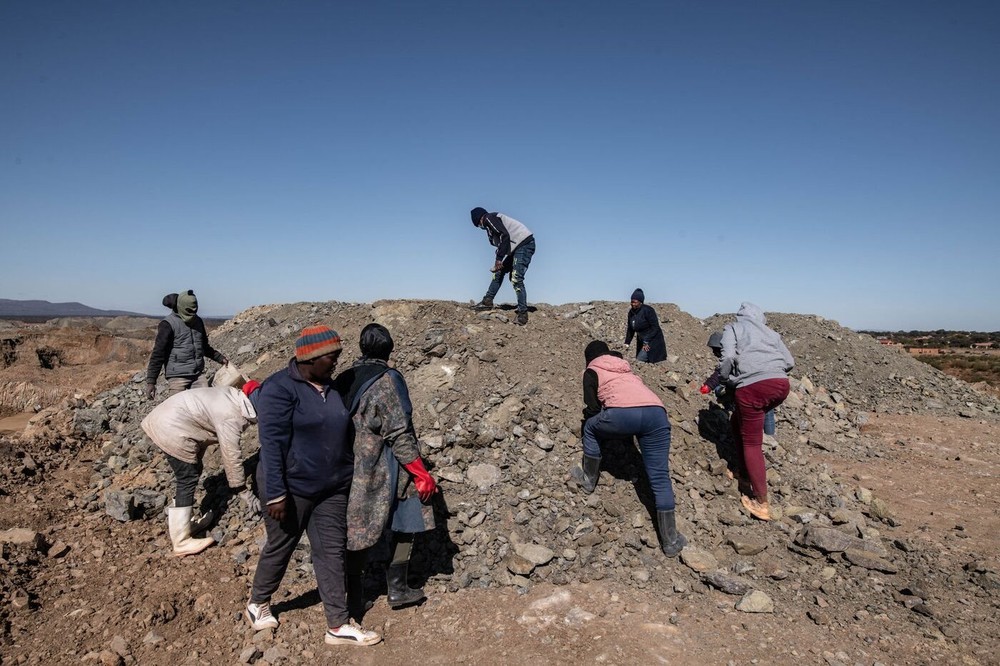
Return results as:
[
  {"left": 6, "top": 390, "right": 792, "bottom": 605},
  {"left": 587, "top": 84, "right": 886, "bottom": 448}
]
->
[
  {"left": 335, "top": 324, "right": 438, "bottom": 618},
  {"left": 140, "top": 380, "right": 262, "bottom": 557},
  {"left": 572, "top": 341, "right": 687, "bottom": 557}
]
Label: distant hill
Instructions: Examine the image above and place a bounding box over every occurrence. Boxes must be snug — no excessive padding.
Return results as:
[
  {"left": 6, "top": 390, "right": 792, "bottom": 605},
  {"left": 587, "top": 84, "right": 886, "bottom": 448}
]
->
[{"left": 0, "top": 299, "right": 149, "bottom": 318}]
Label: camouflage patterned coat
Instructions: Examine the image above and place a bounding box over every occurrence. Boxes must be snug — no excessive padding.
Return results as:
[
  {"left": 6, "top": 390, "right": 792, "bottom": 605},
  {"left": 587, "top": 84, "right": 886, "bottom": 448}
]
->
[{"left": 343, "top": 361, "right": 435, "bottom": 550}]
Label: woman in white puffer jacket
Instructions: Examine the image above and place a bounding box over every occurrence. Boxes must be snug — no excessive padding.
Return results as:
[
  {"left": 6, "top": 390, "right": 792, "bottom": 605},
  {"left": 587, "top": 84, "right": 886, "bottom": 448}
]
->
[{"left": 141, "top": 382, "right": 261, "bottom": 556}]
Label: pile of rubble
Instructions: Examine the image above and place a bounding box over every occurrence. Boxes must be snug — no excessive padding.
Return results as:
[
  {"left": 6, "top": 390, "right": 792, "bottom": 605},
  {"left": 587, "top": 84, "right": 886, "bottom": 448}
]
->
[{"left": 12, "top": 299, "right": 999, "bottom": 657}]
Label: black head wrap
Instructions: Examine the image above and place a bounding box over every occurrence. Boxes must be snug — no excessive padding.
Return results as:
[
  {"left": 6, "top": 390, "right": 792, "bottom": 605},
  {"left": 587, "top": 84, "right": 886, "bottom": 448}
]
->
[
  {"left": 359, "top": 323, "right": 394, "bottom": 361},
  {"left": 584, "top": 340, "right": 611, "bottom": 365},
  {"left": 162, "top": 293, "right": 179, "bottom": 312},
  {"left": 630, "top": 288, "right": 645, "bottom": 303}
]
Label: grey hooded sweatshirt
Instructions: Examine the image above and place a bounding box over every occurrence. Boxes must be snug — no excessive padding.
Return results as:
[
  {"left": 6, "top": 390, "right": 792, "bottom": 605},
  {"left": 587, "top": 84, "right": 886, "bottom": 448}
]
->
[{"left": 718, "top": 302, "right": 794, "bottom": 389}]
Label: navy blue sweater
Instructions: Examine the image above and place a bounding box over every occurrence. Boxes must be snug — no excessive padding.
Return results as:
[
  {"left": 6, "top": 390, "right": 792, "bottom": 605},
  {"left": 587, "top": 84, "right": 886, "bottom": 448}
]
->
[{"left": 256, "top": 359, "right": 354, "bottom": 503}]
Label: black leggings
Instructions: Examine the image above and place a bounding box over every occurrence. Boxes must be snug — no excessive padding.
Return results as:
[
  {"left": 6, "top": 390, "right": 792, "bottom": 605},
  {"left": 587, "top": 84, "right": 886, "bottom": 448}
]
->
[{"left": 166, "top": 454, "right": 202, "bottom": 508}]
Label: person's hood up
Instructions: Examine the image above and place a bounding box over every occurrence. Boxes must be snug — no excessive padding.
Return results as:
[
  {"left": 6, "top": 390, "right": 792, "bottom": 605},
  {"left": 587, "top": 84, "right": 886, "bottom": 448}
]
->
[
  {"left": 177, "top": 290, "right": 198, "bottom": 323},
  {"left": 736, "top": 302, "right": 766, "bottom": 325},
  {"left": 587, "top": 353, "right": 633, "bottom": 375}
]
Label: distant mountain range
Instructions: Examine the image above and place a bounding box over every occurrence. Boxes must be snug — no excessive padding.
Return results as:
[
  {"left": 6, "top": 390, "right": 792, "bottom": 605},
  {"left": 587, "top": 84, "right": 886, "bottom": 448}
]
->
[{"left": 0, "top": 299, "right": 150, "bottom": 318}]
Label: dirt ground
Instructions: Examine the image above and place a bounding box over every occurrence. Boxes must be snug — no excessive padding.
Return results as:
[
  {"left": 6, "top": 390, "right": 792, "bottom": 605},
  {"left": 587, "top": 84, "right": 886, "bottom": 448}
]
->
[
  {"left": 1, "top": 412, "right": 997, "bottom": 665},
  {"left": 1, "top": 313, "right": 998, "bottom": 665}
]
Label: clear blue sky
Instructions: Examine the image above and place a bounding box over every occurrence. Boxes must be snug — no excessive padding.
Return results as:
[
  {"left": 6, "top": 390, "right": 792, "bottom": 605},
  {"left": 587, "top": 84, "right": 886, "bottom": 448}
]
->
[{"left": 2, "top": 1, "right": 998, "bottom": 331}]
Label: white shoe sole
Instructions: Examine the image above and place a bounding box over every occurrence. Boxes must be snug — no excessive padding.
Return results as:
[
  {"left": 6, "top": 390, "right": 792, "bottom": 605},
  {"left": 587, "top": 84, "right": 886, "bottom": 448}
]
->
[{"left": 325, "top": 632, "right": 381, "bottom": 646}]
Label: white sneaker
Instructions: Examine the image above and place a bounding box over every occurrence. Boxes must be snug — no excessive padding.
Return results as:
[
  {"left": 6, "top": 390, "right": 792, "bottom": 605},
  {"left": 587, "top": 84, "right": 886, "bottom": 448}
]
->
[
  {"left": 325, "top": 620, "right": 381, "bottom": 646},
  {"left": 246, "top": 601, "right": 279, "bottom": 630}
]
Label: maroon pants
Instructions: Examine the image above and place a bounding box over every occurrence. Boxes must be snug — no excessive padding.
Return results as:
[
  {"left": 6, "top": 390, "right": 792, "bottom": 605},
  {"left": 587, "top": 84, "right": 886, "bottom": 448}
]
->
[{"left": 731, "top": 378, "right": 790, "bottom": 502}]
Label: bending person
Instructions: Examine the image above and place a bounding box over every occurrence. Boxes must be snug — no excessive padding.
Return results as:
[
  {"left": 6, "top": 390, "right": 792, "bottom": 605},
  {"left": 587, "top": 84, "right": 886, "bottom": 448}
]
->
[
  {"left": 572, "top": 341, "right": 686, "bottom": 557},
  {"left": 141, "top": 380, "right": 262, "bottom": 556}
]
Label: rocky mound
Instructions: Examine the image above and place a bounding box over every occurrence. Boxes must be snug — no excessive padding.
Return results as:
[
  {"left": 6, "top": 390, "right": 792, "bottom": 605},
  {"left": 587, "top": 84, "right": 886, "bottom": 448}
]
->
[{"left": 5, "top": 300, "right": 999, "bottom": 661}]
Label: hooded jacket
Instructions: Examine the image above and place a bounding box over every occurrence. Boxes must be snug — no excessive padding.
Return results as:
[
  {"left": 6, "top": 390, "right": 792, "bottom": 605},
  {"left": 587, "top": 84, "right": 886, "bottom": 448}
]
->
[
  {"left": 145, "top": 313, "right": 226, "bottom": 383},
  {"left": 479, "top": 212, "right": 534, "bottom": 263},
  {"left": 141, "top": 386, "right": 255, "bottom": 488},
  {"left": 585, "top": 354, "right": 665, "bottom": 411},
  {"left": 718, "top": 302, "right": 795, "bottom": 388}
]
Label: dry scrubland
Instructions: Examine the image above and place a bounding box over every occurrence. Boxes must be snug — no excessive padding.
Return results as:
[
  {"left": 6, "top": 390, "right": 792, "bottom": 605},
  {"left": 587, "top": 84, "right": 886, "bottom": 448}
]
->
[{"left": 1, "top": 300, "right": 998, "bottom": 665}]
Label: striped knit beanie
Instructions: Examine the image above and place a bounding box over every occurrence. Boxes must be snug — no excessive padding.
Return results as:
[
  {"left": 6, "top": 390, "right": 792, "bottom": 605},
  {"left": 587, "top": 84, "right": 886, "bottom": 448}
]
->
[{"left": 295, "top": 325, "right": 342, "bottom": 362}]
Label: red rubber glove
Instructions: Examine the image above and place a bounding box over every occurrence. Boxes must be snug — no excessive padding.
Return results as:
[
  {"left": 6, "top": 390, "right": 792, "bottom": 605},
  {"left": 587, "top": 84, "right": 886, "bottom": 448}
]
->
[
  {"left": 699, "top": 385, "right": 710, "bottom": 395},
  {"left": 403, "top": 458, "right": 438, "bottom": 502}
]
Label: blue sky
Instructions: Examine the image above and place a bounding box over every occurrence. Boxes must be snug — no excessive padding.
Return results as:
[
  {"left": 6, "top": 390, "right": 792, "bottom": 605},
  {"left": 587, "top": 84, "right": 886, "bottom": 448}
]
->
[{"left": 2, "top": 1, "right": 998, "bottom": 330}]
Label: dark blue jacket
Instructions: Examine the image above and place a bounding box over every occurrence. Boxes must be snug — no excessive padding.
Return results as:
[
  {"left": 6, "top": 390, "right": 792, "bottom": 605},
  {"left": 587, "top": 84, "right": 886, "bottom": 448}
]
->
[
  {"left": 256, "top": 359, "right": 353, "bottom": 503},
  {"left": 625, "top": 304, "right": 668, "bottom": 363}
]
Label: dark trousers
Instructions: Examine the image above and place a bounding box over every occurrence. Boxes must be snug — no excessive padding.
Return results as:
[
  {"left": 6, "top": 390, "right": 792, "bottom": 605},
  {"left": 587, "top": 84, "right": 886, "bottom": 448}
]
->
[
  {"left": 251, "top": 490, "right": 350, "bottom": 628},
  {"left": 165, "top": 454, "right": 202, "bottom": 508},
  {"left": 732, "top": 378, "right": 790, "bottom": 502}
]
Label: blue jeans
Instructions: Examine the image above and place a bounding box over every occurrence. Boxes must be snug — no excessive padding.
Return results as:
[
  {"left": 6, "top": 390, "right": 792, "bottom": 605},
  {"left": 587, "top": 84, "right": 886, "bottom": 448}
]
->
[
  {"left": 764, "top": 409, "right": 776, "bottom": 436},
  {"left": 485, "top": 238, "right": 535, "bottom": 313},
  {"left": 582, "top": 406, "right": 676, "bottom": 511}
]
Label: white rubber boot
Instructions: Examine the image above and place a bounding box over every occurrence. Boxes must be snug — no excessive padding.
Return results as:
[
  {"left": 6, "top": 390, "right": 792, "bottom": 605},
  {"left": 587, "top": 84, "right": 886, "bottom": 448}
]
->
[{"left": 168, "top": 505, "right": 214, "bottom": 557}]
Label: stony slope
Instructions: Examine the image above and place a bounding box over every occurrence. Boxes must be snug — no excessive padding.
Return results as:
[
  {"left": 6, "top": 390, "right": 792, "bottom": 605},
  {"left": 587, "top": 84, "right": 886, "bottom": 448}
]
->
[{"left": 3, "top": 300, "right": 998, "bottom": 663}]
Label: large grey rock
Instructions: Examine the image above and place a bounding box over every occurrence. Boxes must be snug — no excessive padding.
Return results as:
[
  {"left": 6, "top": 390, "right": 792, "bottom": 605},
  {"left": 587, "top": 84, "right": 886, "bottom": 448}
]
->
[
  {"left": 701, "top": 570, "right": 753, "bottom": 595},
  {"left": 735, "top": 590, "right": 774, "bottom": 613},
  {"left": 103, "top": 490, "right": 136, "bottom": 522},
  {"left": 679, "top": 547, "right": 718, "bottom": 572},
  {"left": 515, "top": 543, "right": 555, "bottom": 566},
  {"left": 73, "top": 408, "right": 109, "bottom": 438},
  {"left": 796, "top": 525, "right": 887, "bottom": 558},
  {"left": 466, "top": 463, "right": 502, "bottom": 490},
  {"left": 0, "top": 528, "right": 45, "bottom": 551},
  {"left": 843, "top": 548, "right": 897, "bottom": 573}
]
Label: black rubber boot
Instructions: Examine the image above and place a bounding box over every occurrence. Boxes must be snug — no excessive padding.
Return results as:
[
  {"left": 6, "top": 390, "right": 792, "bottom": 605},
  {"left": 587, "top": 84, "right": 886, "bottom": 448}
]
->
[
  {"left": 346, "top": 574, "right": 373, "bottom": 621},
  {"left": 570, "top": 454, "right": 601, "bottom": 494},
  {"left": 386, "top": 562, "right": 425, "bottom": 609},
  {"left": 656, "top": 509, "right": 688, "bottom": 558},
  {"left": 472, "top": 297, "right": 494, "bottom": 311}
]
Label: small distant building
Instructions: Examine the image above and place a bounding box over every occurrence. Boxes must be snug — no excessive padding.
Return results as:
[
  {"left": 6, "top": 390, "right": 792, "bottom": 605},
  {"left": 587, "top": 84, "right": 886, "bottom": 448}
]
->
[
  {"left": 971, "top": 342, "right": 994, "bottom": 349},
  {"left": 907, "top": 347, "right": 942, "bottom": 355}
]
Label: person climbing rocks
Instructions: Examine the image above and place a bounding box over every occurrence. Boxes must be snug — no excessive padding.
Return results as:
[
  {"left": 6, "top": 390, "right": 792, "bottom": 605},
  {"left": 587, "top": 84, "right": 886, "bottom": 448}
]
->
[
  {"left": 572, "top": 340, "right": 687, "bottom": 557},
  {"left": 699, "top": 303, "right": 794, "bottom": 521}
]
